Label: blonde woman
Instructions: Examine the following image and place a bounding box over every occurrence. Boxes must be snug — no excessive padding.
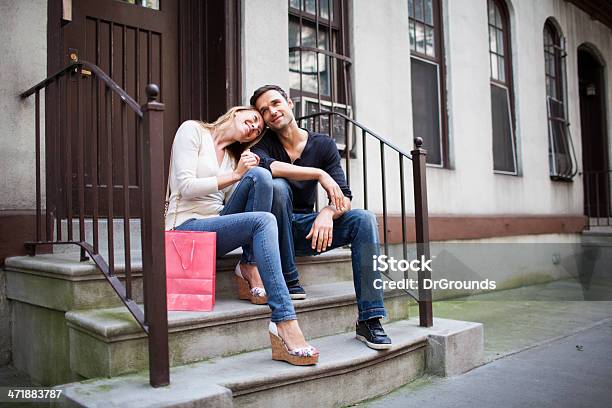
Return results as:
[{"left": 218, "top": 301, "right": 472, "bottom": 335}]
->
[{"left": 166, "top": 107, "right": 318, "bottom": 365}]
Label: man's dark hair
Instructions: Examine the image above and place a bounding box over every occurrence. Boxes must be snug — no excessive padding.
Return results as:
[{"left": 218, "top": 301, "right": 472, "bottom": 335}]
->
[{"left": 249, "top": 84, "right": 289, "bottom": 106}]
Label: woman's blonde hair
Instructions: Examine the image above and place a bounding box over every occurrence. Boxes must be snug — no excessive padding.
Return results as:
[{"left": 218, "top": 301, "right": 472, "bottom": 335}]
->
[{"left": 197, "top": 106, "right": 265, "bottom": 164}]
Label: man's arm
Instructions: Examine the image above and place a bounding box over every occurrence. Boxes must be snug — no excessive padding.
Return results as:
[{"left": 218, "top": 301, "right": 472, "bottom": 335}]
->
[
  {"left": 252, "top": 133, "right": 346, "bottom": 210},
  {"left": 305, "top": 197, "right": 352, "bottom": 252},
  {"left": 320, "top": 196, "right": 352, "bottom": 220},
  {"left": 269, "top": 161, "right": 346, "bottom": 211},
  {"left": 268, "top": 161, "right": 322, "bottom": 181}
]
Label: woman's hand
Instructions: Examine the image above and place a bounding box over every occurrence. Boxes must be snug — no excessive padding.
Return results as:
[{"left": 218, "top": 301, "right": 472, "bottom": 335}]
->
[{"left": 233, "top": 149, "right": 260, "bottom": 179}]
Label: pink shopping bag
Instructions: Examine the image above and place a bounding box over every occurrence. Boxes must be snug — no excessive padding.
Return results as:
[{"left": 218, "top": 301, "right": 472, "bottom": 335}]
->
[{"left": 165, "top": 230, "right": 216, "bottom": 311}]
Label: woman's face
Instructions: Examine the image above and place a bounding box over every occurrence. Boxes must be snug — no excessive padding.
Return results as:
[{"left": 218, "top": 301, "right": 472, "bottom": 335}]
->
[{"left": 233, "top": 109, "right": 264, "bottom": 143}]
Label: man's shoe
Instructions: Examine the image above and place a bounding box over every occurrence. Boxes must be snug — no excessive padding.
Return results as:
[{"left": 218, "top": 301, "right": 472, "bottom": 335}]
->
[
  {"left": 356, "top": 318, "right": 392, "bottom": 350},
  {"left": 288, "top": 282, "right": 307, "bottom": 300}
]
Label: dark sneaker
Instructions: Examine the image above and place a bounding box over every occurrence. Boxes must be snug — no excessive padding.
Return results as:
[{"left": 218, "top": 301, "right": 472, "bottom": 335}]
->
[
  {"left": 288, "top": 282, "right": 307, "bottom": 300},
  {"left": 356, "top": 318, "right": 392, "bottom": 350}
]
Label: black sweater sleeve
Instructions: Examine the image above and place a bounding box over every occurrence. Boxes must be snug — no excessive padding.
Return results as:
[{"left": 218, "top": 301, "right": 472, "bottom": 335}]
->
[{"left": 321, "top": 137, "right": 353, "bottom": 200}]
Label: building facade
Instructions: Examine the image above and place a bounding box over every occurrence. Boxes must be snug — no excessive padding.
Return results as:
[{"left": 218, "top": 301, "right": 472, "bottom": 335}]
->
[{"left": 0, "top": 0, "right": 611, "bottom": 367}]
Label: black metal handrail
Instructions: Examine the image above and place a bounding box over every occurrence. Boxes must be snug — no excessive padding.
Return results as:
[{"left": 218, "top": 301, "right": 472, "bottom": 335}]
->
[
  {"left": 297, "top": 111, "right": 433, "bottom": 327},
  {"left": 20, "top": 61, "right": 169, "bottom": 387},
  {"left": 22, "top": 61, "right": 143, "bottom": 116},
  {"left": 583, "top": 169, "right": 612, "bottom": 228}
]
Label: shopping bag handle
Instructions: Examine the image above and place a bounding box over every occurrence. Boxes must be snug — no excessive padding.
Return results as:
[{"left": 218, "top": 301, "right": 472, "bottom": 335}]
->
[{"left": 172, "top": 238, "right": 195, "bottom": 270}]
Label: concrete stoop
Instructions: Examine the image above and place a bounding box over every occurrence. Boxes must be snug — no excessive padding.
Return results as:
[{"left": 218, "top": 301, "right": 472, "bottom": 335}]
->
[
  {"left": 4, "top": 248, "right": 353, "bottom": 310},
  {"left": 55, "top": 318, "right": 484, "bottom": 408},
  {"left": 3, "top": 249, "right": 390, "bottom": 385},
  {"left": 65, "top": 282, "right": 409, "bottom": 379}
]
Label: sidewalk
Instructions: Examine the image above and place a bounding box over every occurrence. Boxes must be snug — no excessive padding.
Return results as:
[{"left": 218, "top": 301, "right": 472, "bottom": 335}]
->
[
  {"left": 361, "top": 278, "right": 612, "bottom": 408},
  {"left": 362, "top": 320, "right": 612, "bottom": 408}
]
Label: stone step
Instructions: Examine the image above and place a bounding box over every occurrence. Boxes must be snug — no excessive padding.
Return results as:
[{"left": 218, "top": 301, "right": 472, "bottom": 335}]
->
[
  {"left": 65, "top": 281, "right": 410, "bottom": 379},
  {"left": 4, "top": 248, "right": 354, "bottom": 310},
  {"left": 58, "top": 318, "right": 484, "bottom": 408},
  {"left": 582, "top": 228, "right": 612, "bottom": 246}
]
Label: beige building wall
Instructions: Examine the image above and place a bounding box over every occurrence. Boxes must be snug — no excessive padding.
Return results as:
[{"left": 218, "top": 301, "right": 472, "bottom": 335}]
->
[
  {"left": 0, "top": 0, "right": 47, "bottom": 367},
  {"left": 351, "top": 0, "right": 611, "bottom": 215},
  {"left": 0, "top": 0, "right": 47, "bottom": 211}
]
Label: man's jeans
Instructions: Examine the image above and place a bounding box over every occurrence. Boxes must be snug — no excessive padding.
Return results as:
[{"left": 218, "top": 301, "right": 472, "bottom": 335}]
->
[
  {"left": 176, "top": 168, "right": 296, "bottom": 323},
  {"left": 271, "top": 178, "right": 386, "bottom": 321}
]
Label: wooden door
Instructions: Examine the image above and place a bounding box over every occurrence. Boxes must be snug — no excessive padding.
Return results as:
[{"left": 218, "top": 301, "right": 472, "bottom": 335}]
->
[
  {"left": 62, "top": 0, "right": 179, "bottom": 217},
  {"left": 579, "top": 47, "right": 610, "bottom": 218}
]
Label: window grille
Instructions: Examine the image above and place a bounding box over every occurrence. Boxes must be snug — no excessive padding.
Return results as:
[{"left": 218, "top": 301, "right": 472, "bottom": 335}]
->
[
  {"left": 289, "top": 0, "right": 353, "bottom": 151},
  {"left": 544, "top": 21, "right": 577, "bottom": 180}
]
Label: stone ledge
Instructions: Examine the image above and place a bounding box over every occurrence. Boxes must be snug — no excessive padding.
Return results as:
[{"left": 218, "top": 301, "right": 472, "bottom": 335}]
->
[
  {"left": 57, "top": 318, "right": 429, "bottom": 407},
  {"left": 4, "top": 248, "right": 353, "bottom": 310},
  {"left": 65, "top": 282, "right": 404, "bottom": 339},
  {"left": 5, "top": 248, "right": 352, "bottom": 279},
  {"left": 426, "top": 318, "right": 484, "bottom": 376},
  {"left": 64, "top": 283, "right": 410, "bottom": 379},
  {"left": 57, "top": 318, "right": 483, "bottom": 407}
]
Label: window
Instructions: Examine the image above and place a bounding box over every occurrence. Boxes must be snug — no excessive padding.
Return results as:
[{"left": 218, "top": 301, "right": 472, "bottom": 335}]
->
[
  {"left": 408, "top": 0, "right": 447, "bottom": 166},
  {"left": 289, "top": 0, "right": 352, "bottom": 149},
  {"left": 119, "top": 0, "right": 160, "bottom": 10},
  {"left": 488, "top": 0, "right": 517, "bottom": 174},
  {"left": 544, "top": 20, "right": 576, "bottom": 180}
]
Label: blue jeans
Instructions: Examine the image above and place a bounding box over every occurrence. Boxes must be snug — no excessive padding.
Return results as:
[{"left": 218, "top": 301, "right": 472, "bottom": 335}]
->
[
  {"left": 176, "top": 168, "right": 296, "bottom": 323},
  {"left": 271, "top": 178, "right": 387, "bottom": 321},
  {"left": 220, "top": 167, "right": 273, "bottom": 264}
]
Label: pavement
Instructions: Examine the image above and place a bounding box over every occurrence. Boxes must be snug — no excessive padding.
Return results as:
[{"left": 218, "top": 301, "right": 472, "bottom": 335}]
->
[
  {"left": 361, "top": 320, "right": 612, "bottom": 408},
  {"left": 1, "top": 278, "right": 612, "bottom": 408},
  {"left": 359, "top": 278, "right": 612, "bottom": 408}
]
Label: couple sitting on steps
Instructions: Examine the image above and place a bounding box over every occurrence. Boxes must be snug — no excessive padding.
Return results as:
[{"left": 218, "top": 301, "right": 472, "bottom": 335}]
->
[{"left": 165, "top": 85, "right": 391, "bottom": 366}]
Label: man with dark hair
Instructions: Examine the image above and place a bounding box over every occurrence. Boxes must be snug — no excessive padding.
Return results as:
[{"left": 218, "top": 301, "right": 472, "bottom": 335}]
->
[{"left": 250, "top": 85, "right": 391, "bottom": 350}]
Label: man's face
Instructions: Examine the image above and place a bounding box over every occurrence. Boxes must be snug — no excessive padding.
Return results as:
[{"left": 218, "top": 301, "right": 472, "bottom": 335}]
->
[{"left": 254, "top": 90, "right": 295, "bottom": 131}]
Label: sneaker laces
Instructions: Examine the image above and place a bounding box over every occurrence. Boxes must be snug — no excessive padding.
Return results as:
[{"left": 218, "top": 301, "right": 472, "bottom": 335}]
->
[{"left": 366, "top": 319, "right": 387, "bottom": 337}]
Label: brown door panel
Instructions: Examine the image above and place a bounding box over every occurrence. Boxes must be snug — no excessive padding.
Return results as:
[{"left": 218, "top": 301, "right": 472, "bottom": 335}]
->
[{"left": 61, "top": 0, "right": 179, "bottom": 218}]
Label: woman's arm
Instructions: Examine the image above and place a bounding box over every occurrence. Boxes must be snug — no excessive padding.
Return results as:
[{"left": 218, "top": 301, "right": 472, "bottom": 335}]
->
[
  {"left": 217, "top": 149, "right": 260, "bottom": 190},
  {"left": 172, "top": 122, "right": 221, "bottom": 199},
  {"left": 216, "top": 171, "right": 241, "bottom": 190}
]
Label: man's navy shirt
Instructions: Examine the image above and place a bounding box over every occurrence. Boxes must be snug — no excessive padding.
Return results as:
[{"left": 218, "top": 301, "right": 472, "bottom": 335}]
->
[{"left": 252, "top": 130, "right": 352, "bottom": 214}]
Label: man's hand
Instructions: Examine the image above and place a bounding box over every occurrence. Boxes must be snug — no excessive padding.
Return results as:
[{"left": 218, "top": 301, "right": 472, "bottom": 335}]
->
[
  {"left": 305, "top": 208, "right": 335, "bottom": 252},
  {"left": 318, "top": 172, "right": 345, "bottom": 211}
]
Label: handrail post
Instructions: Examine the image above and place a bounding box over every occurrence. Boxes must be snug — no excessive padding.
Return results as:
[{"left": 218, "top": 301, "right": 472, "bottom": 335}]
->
[
  {"left": 141, "top": 84, "right": 169, "bottom": 387},
  {"left": 411, "top": 137, "right": 433, "bottom": 327}
]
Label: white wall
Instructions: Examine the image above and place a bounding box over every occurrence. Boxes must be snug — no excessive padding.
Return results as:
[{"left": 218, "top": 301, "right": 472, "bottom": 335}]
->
[
  {"left": 236, "top": 0, "right": 612, "bottom": 217},
  {"left": 0, "top": 0, "right": 47, "bottom": 210},
  {"left": 5, "top": 0, "right": 608, "bottom": 218},
  {"left": 241, "top": 0, "right": 290, "bottom": 104},
  {"left": 346, "top": 0, "right": 612, "bottom": 216}
]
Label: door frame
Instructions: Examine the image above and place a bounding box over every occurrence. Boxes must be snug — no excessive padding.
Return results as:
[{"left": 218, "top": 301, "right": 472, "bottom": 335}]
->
[
  {"left": 578, "top": 43, "right": 610, "bottom": 218},
  {"left": 45, "top": 0, "right": 242, "bottom": 220},
  {"left": 47, "top": 0, "right": 242, "bottom": 121}
]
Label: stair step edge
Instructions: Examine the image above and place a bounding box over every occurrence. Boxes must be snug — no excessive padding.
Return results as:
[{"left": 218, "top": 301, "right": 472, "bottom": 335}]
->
[
  {"left": 65, "top": 283, "right": 405, "bottom": 339},
  {"left": 4, "top": 248, "right": 352, "bottom": 278},
  {"left": 59, "top": 318, "right": 429, "bottom": 406}
]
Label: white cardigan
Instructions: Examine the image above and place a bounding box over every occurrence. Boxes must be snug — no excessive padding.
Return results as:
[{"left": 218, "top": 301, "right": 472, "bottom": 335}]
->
[{"left": 165, "top": 120, "right": 237, "bottom": 230}]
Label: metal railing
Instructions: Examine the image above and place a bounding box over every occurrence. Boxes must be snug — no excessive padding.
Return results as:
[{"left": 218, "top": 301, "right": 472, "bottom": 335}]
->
[
  {"left": 583, "top": 169, "right": 612, "bottom": 228},
  {"left": 297, "top": 111, "right": 433, "bottom": 327},
  {"left": 20, "top": 61, "right": 169, "bottom": 387}
]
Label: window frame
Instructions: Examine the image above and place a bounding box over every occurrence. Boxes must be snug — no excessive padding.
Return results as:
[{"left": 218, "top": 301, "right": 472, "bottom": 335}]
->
[
  {"left": 288, "top": 0, "right": 350, "bottom": 105},
  {"left": 487, "top": 0, "right": 518, "bottom": 175},
  {"left": 408, "top": 0, "right": 449, "bottom": 168},
  {"left": 544, "top": 19, "right": 577, "bottom": 181}
]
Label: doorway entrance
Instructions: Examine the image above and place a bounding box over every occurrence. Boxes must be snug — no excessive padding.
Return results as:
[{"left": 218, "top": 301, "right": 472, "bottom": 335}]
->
[
  {"left": 46, "top": 0, "right": 241, "bottom": 217},
  {"left": 578, "top": 45, "right": 610, "bottom": 220}
]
